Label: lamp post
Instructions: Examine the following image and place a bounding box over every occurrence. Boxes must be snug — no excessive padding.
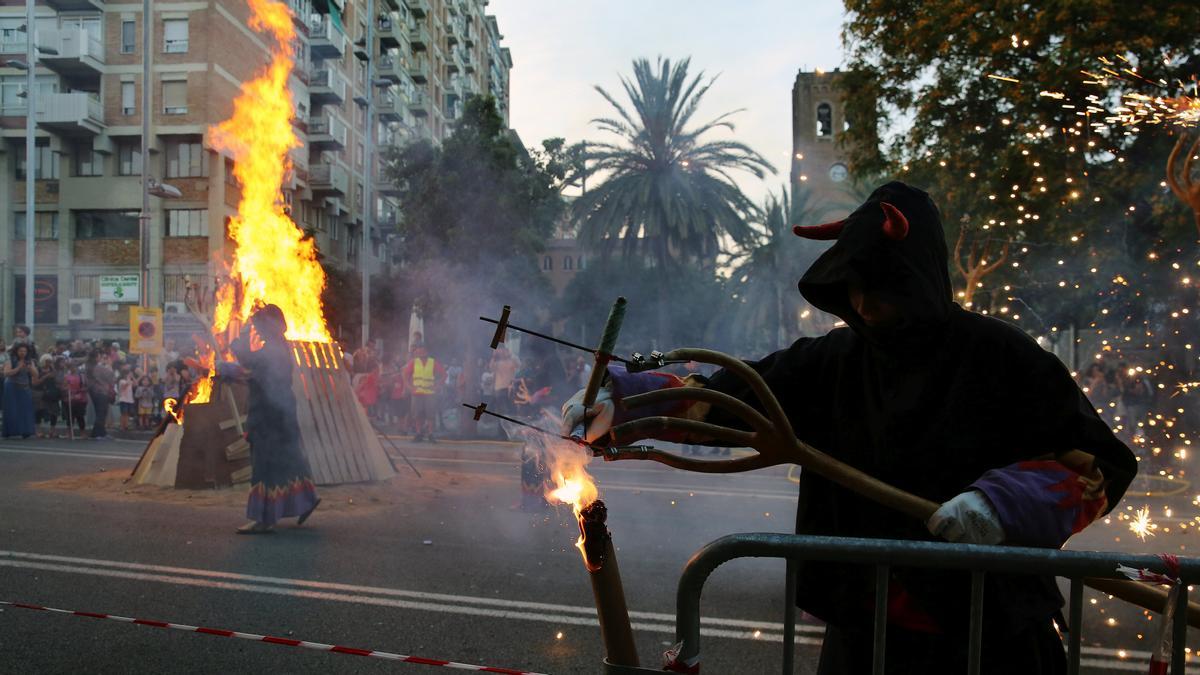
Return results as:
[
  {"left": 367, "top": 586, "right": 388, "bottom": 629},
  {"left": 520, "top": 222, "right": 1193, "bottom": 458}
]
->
[
  {"left": 140, "top": 0, "right": 152, "bottom": 313},
  {"left": 360, "top": 0, "right": 375, "bottom": 351},
  {"left": 23, "top": 0, "right": 35, "bottom": 336}
]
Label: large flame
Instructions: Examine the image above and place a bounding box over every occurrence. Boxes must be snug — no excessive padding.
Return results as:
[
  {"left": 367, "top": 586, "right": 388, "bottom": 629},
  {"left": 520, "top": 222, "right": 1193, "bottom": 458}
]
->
[{"left": 209, "top": 0, "right": 331, "bottom": 343}]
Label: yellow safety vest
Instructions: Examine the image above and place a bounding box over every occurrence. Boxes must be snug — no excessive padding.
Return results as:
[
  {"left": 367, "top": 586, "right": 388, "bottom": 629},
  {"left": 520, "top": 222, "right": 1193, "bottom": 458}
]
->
[{"left": 412, "top": 357, "right": 436, "bottom": 395}]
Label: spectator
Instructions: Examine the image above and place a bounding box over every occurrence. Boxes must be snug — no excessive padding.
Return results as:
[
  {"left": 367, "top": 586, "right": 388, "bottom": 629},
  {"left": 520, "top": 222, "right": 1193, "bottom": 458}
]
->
[
  {"left": 3, "top": 343, "right": 37, "bottom": 439},
  {"left": 116, "top": 366, "right": 136, "bottom": 431},
  {"left": 87, "top": 352, "right": 115, "bottom": 439},
  {"left": 32, "top": 354, "right": 61, "bottom": 438},
  {"left": 162, "top": 364, "right": 182, "bottom": 402},
  {"left": 64, "top": 361, "right": 88, "bottom": 438},
  {"left": 110, "top": 341, "right": 127, "bottom": 364},
  {"left": 404, "top": 343, "right": 445, "bottom": 442},
  {"left": 489, "top": 343, "right": 520, "bottom": 415},
  {"left": 354, "top": 364, "right": 380, "bottom": 420},
  {"left": 135, "top": 375, "right": 154, "bottom": 430},
  {"left": 387, "top": 355, "right": 409, "bottom": 430}
]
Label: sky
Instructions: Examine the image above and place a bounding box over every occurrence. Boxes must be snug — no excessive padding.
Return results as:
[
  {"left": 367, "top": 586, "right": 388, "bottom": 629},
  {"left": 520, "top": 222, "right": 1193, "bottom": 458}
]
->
[{"left": 491, "top": 0, "right": 848, "bottom": 204}]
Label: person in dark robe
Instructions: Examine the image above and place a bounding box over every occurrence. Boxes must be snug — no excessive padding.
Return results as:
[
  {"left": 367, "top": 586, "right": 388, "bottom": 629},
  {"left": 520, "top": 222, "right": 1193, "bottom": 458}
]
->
[
  {"left": 563, "top": 181, "right": 1137, "bottom": 673},
  {"left": 229, "top": 304, "right": 320, "bottom": 534}
]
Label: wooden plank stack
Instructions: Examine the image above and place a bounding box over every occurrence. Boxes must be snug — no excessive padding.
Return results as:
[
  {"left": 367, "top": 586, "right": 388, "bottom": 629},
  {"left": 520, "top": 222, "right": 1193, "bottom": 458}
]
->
[{"left": 132, "top": 340, "right": 394, "bottom": 488}]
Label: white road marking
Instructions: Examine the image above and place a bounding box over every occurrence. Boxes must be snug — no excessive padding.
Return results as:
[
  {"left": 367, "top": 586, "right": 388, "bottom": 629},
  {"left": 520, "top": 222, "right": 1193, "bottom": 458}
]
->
[
  {"left": 0, "top": 447, "right": 138, "bottom": 461},
  {"left": 0, "top": 557, "right": 795, "bottom": 644}
]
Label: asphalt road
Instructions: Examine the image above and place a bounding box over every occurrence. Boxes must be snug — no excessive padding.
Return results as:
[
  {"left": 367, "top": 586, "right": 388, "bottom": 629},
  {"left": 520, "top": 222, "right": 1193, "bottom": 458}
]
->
[{"left": 0, "top": 436, "right": 1194, "bottom": 674}]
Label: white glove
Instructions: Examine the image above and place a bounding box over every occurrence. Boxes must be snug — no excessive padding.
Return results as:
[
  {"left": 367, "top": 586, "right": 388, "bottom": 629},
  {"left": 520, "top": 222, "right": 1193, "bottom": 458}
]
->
[
  {"left": 560, "top": 386, "right": 614, "bottom": 443},
  {"left": 926, "top": 490, "right": 1005, "bottom": 545}
]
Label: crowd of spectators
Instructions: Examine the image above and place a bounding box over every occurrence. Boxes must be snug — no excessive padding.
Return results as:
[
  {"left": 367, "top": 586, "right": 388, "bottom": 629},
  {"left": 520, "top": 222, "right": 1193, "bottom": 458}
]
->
[{"left": 0, "top": 327, "right": 198, "bottom": 440}]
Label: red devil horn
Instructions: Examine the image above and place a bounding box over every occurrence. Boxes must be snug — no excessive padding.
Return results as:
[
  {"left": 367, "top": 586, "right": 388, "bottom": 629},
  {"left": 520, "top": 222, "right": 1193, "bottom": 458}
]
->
[
  {"left": 880, "top": 202, "right": 909, "bottom": 241},
  {"left": 792, "top": 220, "right": 846, "bottom": 240}
]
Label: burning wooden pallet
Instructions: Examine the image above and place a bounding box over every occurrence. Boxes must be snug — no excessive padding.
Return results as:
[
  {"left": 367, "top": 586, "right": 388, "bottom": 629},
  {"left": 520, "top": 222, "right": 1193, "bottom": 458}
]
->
[{"left": 132, "top": 341, "right": 394, "bottom": 488}]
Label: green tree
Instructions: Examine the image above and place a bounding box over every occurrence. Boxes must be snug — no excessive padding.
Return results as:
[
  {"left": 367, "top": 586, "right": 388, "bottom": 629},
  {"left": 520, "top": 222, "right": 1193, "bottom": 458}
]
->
[{"left": 572, "top": 57, "right": 776, "bottom": 269}]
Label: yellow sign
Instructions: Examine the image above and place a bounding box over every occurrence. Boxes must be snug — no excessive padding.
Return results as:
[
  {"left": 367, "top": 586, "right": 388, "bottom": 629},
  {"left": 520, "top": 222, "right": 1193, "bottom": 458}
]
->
[{"left": 129, "top": 306, "right": 163, "bottom": 355}]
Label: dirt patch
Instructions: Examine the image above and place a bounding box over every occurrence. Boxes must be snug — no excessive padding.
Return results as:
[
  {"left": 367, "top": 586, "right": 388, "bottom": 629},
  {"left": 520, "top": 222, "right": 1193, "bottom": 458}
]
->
[{"left": 28, "top": 468, "right": 509, "bottom": 517}]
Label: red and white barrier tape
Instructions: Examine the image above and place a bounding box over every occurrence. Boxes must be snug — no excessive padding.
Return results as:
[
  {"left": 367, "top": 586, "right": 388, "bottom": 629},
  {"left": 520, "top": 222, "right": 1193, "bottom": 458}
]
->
[{"left": 1, "top": 600, "right": 546, "bottom": 674}]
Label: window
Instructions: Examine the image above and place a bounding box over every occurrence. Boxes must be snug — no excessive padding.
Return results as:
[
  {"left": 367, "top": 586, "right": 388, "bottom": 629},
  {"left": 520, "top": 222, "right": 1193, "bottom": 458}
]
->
[
  {"left": 542, "top": 256, "right": 552, "bottom": 271},
  {"left": 165, "top": 137, "right": 207, "bottom": 178},
  {"left": 13, "top": 212, "right": 59, "bottom": 240},
  {"left": 563, "top": 256, "right": 573, "bottom": 271},
  {"left": 15, "top": 139, "right": 59, "bottom": 180},
  {"left": 0, "top": 76, "right": 25, "bottom": 115},
  {"left": 163, "top": 19, "right": 188, "bottom": 53},
  {"left": 0, "top": 17, "right": 24, "bottom": 54},
  {"left": 167, "top": 209, "right": 208, "bottom": 237},
  {"left": 330, "top": 217, "right": 341, "bottom": 241},
  {"left": 121, "top": 81, "right": 136, "bottom": 115},
  {"left": 816, "top": 102, "right": 832, "bottom": 137},
  {"left": 163, "top": 79, "right": 187, "bottom": 114},
  {"left": 74, "top": 145, "right": 102, "bottom": 177},
  {"left": 75, "top": 210, "right": 139, "bottom": 239},
  {"left": 224, "top": 158, "right": 238, "bottom": 187},
  {"left": 356, "top": 143, "right": 364, "bottom": 168},
  {"left": 118, "top": 140, "right": 142, "bottom": 176},
  {"left": 121, "top": 20, "right": 136, "bottom": 53}
]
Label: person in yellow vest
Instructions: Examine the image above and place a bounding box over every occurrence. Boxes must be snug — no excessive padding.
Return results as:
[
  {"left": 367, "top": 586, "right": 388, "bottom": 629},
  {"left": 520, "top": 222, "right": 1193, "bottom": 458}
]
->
[{"left": 403, "top": 343, "right": 445, "bottom": 442}]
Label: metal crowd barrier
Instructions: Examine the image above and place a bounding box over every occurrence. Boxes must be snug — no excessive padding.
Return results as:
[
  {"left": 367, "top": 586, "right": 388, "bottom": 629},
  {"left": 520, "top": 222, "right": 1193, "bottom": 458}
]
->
[{"left": 606, "top": 533, "right": 1198, "bottom": 674}]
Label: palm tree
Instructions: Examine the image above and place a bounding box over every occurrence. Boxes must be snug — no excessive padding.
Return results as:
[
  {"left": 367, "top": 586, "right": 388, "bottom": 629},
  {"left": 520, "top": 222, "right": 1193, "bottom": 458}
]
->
[
  {"left": 728, "top": 185, "right": 835, "bottom": 353},
  {"left": 572, "top": 57, "right": 775, "bottom": 269}
]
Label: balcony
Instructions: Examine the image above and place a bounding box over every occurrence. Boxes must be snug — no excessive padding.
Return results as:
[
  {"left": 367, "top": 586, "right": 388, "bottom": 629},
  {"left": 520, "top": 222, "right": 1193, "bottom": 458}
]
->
[
  {"left": 377, "top": 16, "right": 400, "bottom": 49},
  {"left": 310, "top": 68, "right": 348, "bottom": 104},
  {"left": 352, "top": 35, "right": 369, "bottom": 61},
  {"left": 308, "top": 14, "right": 347, "bottom": 59},
  {"left": 407, "top": 91, "right": 428, "bottom": 117},
  {"left": 406, "top": 0, "right": 429, "bottom": 19},
  {"left": 307, "top": 114, "right": 348, "bottom": 150},
  {"left": 445, "top": 47, "right": 462, "bottom": 75},
  {"left": 36, "top": 92, "right": 104, "bottom": 135},
  {"left": 376, "top": 93, "right": 401, "bottom": 122},
  {"left": 44, "top": 0, "right": 103, "bottom": 11},
  {"left": 463, "top": 49, "right": 475, "bottom": 75},
  {"left": 380, "top": 0, "right": 401, "bottom": 11},
  {"left": 376, "top": 55, "right": 402, "bottom": 83},
  {"left": 406, "top": 58, "right": 428, "bottom": 83},
  {"left": 408, "top": 24, "right": 430, "bottom": 51},
  {"left": 39, "top": 27, "right": 104, "bottom": 80},
  {"left": 310, "top": 162, "right": 349, "bottom": 196}
]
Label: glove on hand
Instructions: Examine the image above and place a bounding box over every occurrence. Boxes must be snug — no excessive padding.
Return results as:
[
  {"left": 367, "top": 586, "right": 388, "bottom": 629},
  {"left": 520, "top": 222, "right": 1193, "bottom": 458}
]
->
[
  {"left": 560, "top": 386, "right": 614, "bottom": 443},
  {"left": 926, "top": 490, "right": 1005, "bottom": 545}
]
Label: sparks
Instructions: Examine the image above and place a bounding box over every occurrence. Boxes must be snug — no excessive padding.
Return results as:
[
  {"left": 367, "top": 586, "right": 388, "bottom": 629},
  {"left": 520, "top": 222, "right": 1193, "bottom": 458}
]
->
[{"left": 1130, "top": 506, "right": 1157, "bottom": 541}]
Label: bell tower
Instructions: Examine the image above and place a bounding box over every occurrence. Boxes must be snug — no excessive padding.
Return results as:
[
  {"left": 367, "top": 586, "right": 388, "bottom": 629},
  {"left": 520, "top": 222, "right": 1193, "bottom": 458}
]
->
[{"left": 791, "top": 69, "right": 854, "bottom": 216}]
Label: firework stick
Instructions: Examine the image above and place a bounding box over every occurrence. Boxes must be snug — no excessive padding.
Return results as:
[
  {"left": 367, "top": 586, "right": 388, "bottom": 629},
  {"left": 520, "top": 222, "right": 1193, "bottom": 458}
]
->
[
  {"left": 572, "top": 297, "right": 627, "bottom": 441},
  {"left": 579, "top": 501, "right": 639, "bottom": 667},
  {"left": 610, "top": 347, "right": 1200, "bottom": 628}
]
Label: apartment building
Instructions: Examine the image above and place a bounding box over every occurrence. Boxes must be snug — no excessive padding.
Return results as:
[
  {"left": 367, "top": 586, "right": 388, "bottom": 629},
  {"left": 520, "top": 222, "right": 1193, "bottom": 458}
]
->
[{"left": 0, "top": 0, "right": 512, "bottom": 343}]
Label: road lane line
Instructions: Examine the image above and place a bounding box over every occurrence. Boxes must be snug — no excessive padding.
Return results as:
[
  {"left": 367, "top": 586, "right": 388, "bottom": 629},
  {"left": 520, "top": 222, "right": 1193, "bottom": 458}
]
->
[
  {"left": 0, "top": 447, "right": 138, "bottom": 461},
  {"left": 0, "top": 550, "right": 803, "bottom": 632},
  {"left": 0, "top": 558, "right": 801, "bottom": 644}
]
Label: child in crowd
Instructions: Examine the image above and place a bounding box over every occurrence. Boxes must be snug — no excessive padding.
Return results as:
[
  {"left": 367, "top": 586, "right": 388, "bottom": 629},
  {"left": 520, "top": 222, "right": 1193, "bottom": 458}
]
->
[
  {"left": 117, "top": 366, "right": 135, "bottom": 431},
  {"left": 135, "top": 375, "right": 154, "bottom": 430}
]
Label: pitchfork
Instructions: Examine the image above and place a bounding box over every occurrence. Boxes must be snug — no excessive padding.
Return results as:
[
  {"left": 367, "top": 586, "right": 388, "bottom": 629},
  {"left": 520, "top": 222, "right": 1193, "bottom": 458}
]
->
[{"left": 600, "top": 346, "right": 1200, "bottom": 628}]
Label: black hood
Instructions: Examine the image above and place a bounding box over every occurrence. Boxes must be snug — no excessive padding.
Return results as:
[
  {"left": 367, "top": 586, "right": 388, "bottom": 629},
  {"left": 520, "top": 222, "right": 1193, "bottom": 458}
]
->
[{"left": 797, "top": 181, "right": 953, "bottom": 346}]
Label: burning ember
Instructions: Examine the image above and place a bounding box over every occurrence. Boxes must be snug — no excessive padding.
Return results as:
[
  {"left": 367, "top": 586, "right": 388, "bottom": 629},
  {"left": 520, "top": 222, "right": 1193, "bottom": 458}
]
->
[{"left": 209, "top": 0, "right": 331, "bottom": 344}]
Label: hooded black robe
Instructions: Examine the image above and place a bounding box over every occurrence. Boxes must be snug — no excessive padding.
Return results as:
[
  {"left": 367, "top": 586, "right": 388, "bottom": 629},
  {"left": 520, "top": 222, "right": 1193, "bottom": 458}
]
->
[{"left": 698, "top": 182, "right": 1136, "bottom": 655}]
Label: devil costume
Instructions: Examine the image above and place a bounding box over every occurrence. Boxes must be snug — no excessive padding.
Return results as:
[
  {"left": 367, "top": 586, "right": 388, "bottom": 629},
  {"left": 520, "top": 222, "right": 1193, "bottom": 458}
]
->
[
  {"left": 606, "top": 182, "right": 1136, "bottom": 673},
  {"left": 230, "top": 305, "right": 319, "bottom": 528}
]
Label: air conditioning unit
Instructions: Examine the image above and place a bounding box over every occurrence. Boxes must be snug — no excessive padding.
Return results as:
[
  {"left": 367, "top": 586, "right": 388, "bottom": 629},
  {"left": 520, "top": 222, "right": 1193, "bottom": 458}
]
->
[
  {"left": 68, "top": 298, "right": 95, "bottom": 321},
  {"left": 164, "top": 301, "right": 187, "bottom": 315}
]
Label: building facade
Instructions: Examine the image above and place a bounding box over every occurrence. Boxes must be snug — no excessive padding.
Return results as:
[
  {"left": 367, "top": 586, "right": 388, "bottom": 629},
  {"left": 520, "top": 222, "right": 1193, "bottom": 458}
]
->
[
  {"left": 0, "top": 0, "right": 511, "bottom": 343},
  {"left": 790, "top": 69, "right": 855, "bottom": 216}
]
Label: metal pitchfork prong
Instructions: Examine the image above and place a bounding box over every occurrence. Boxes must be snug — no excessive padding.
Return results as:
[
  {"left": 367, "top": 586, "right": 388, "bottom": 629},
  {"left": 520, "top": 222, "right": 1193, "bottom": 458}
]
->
[{"left": 607, "top": 347, "right": 941, "bottom": 522}]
